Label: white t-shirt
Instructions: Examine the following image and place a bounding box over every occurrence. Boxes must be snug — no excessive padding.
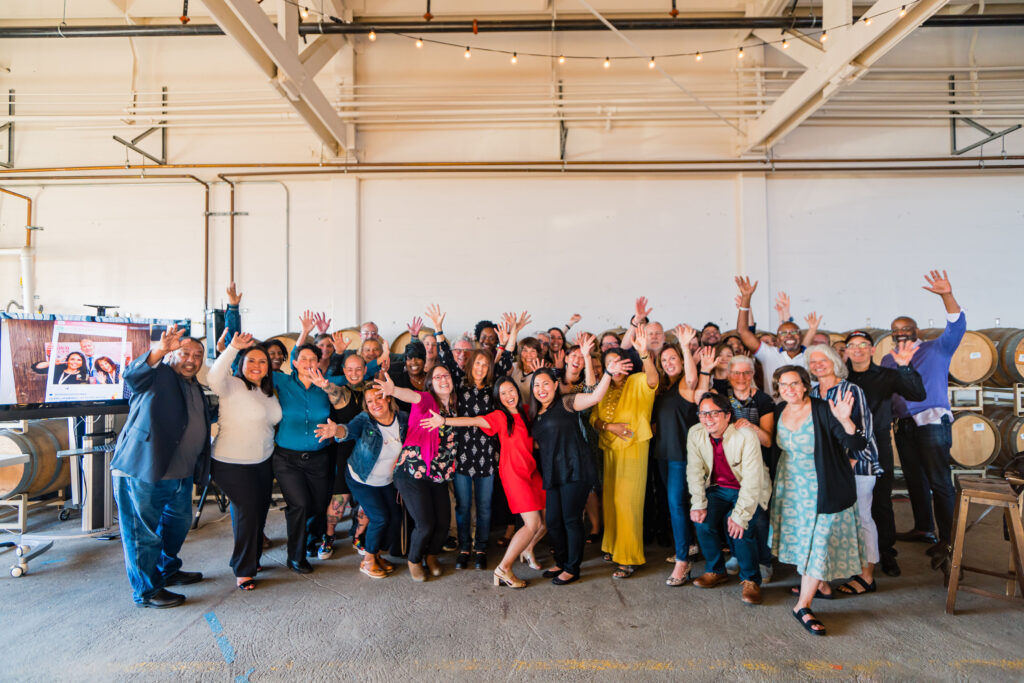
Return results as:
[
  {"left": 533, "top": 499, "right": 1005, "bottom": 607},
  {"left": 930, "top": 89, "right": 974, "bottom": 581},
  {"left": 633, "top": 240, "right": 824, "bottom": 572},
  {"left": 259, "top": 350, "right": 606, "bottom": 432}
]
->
[
  {"left": 349, "top": 418, "right": 403, "bottom": 486},
  {"left": 208, "top": 346, "right": 283, "bottom": 464},
  {"left": 754, "top": 343, "right": 807, "bottom": 399}
]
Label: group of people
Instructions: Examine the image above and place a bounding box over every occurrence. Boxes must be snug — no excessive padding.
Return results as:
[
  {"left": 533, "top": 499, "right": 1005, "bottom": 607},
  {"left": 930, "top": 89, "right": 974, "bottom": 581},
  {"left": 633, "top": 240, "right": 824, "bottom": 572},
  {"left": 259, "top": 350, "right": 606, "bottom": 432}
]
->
[
  {"left": 109, "top": 271, "right": 966, "bottom": 638},
  {"left": 33, "top": 338, "right": 123, "bottom": 385}
]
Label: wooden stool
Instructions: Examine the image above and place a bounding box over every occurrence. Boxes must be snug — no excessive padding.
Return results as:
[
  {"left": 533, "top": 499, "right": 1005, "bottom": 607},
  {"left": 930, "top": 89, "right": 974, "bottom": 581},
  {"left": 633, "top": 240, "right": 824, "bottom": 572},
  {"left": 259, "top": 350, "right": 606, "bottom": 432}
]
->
[{"left": 946, "top": 475, "right": 1024, "bottom": 614}]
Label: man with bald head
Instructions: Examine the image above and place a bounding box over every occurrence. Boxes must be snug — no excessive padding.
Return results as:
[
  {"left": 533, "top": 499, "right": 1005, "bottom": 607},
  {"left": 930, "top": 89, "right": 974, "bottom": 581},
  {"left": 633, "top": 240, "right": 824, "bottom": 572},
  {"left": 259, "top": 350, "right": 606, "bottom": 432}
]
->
[{"left": 881, "top": 270, "right": 965, "bottom": 574}]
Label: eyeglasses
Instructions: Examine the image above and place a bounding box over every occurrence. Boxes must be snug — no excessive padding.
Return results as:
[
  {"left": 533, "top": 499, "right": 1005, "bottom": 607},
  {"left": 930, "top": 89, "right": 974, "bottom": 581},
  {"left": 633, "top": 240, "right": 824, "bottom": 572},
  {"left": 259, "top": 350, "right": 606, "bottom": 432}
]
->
[
  {"left": 729, "top": 370, "right": 754, "bottom": 376},
  {"left": 697, "top": 410, "right": 726, "bottom": 418},
  {"left": 847, "top": 342, "right": 871, "bottom": 349}
]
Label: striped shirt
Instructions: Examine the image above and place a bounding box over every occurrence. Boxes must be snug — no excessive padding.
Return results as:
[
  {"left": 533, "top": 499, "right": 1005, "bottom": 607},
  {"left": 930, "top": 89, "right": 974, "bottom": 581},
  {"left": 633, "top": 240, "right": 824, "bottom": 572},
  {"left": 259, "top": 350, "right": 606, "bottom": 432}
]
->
[{"left": 810, "top": 379, "right": 881, "bottom": 476}]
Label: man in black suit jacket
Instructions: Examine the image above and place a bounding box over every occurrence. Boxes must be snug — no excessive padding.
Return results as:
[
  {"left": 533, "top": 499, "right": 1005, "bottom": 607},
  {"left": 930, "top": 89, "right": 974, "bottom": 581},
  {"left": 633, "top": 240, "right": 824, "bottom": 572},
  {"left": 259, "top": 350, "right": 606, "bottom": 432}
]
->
[{"left": 111, "top": 325, "right": 211, "bottom": 608}]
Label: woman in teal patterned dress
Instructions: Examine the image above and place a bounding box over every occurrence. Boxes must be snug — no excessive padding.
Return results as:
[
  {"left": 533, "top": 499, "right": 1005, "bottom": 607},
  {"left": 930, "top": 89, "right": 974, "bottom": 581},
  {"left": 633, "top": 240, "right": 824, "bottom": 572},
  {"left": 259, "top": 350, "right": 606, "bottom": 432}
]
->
[{"left": 770, "top": 366, "right": 868, "bottom": 636}]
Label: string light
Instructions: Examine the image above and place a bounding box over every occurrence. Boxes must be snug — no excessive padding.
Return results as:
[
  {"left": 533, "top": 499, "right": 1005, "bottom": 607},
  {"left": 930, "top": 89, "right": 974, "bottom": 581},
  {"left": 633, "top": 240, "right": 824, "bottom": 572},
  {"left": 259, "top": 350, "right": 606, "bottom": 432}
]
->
[
  {"left": 368, "top": 29, "right": 376, "bottom": 41},
  {"left": 782, "top": 38, "right": 789, "bottom": 49},
  {"left": 899, "top": 5, "right": 907, "bottom": 16},
  {"left": 820, "top": 30, "right": 828, "bottom": 42},
  {"left": 695, "top": 51, "right": 702, "bottom": 61},
  {"left": 558, "top": 54, "right": 565, "bottom": 64},
  {"left": 603, "top": 56, "right": 611, "bottom": 69},
  {"left": 738, "top": 46, "right": 745, "bottom": 59},
  {"left": 464, "top": 46, "right": 471, "bottom": 59},
  {"left": 864, "top": 15, "right": 873, "bottom": 25},
  {"left": 510, "top": 52, "right": 518, "bottom": 64},
  {"left": 416, "top": 37, "right": 423, "bottom": 48},
  {"left": 299, "top": 5, "right": 309, "bottom": 19},
  {"left": 648, "top": 57, "right": 656, "bottom": 69}
]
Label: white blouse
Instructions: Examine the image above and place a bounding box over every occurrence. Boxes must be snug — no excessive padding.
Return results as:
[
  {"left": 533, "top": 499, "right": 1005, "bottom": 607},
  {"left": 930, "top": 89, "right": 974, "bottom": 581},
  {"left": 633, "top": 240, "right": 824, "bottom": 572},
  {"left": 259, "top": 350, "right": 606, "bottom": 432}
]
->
[{"left": 208, "top": 346, "right": 283, "bottom": 464}]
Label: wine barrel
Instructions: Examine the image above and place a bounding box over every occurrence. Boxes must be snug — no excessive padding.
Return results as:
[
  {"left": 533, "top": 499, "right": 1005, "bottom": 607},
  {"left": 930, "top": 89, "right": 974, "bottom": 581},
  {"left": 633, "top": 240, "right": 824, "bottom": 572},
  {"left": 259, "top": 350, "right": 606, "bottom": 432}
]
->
[
  {"left": 872, "top": 332, "right": 896, "bottom": 365},
  {"left": 979, "top": 328, "right": 1024, "bottom": 386},
  {"left": 919, "top": 328, "right": 997, "bottom": 385},
  {"left": 0, "top": 419, "right": 72, "bottom": 499},
  {"left": 950, "top": 412, "right": 1001, "bottom": 469},
  {"left": 985, "top": 407, "right": 1024, "bottom": 470},
  {"left": 390, "top": 327, "right": 436, "bottom": 354}
]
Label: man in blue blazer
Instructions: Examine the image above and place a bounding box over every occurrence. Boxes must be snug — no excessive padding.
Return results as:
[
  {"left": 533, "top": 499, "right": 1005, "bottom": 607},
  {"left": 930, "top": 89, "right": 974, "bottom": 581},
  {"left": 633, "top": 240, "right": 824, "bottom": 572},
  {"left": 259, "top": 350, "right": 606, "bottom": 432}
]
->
[{"left": 111, "top": 325, "right": 211, "bottom": 608}]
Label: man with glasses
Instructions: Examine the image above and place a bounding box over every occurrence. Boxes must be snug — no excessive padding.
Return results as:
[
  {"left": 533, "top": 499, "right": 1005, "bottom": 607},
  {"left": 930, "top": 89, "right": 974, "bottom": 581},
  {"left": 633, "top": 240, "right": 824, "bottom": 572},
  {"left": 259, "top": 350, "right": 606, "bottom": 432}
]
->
[
  {"left": 880, "top": 270, "right": 965, "bottom": 574},
  {"left": 845, "top": 330, "right": 926, "bottom": 577},
  {"left": 733, "top": 276, "right": 818, "bottom": 395},
  {"left": 687, "top": 393, "right": 772, "bottom": 604}
]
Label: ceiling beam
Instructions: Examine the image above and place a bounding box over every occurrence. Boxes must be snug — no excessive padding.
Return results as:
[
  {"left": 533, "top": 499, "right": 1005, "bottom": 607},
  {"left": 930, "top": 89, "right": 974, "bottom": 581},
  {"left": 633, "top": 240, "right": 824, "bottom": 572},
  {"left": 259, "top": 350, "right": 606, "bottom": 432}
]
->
[
  {"left": 300, "top": 34, "right": 347, "bottom": 75},
  {"left": 741, "top": 0, "right": 951, "bottom": 152},
  {"left": 204, "top": 0, "right": 347, "bottom": 155},
  {"left": 753, "top": 27, "right": 824, "bottom": 67}
]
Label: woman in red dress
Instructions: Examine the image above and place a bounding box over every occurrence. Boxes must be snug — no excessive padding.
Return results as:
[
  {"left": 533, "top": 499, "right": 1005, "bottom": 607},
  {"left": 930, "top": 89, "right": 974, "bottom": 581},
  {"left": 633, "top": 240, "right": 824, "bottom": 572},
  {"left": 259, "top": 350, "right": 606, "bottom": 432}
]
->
[{"left": 422, "top": 377, "right": 544, "bottom": 589}]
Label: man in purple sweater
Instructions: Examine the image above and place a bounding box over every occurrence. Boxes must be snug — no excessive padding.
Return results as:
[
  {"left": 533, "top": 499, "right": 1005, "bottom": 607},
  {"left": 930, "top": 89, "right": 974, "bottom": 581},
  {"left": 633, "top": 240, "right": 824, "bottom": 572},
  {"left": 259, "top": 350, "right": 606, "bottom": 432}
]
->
[{"left": 880, "top": 270, "right": 965, "bottom": 574}]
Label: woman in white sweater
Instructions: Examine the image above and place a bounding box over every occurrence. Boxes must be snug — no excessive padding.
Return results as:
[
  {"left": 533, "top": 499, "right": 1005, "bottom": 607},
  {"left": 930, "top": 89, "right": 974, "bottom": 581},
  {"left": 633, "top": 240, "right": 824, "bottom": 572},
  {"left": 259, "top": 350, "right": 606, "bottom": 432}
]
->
[{"left": 209, "top": 333, "right": 282, "bottom": 590}]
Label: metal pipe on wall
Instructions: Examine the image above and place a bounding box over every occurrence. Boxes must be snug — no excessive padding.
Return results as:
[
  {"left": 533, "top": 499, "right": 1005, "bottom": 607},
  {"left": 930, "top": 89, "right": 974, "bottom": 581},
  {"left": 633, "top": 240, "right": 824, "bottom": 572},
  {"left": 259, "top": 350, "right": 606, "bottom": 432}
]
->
[
  {"left": 217, "top": 175, "right": 236, "bottom": 284},
  {"left": 0, "top": 187, "right": 36, "bottom": 311}
]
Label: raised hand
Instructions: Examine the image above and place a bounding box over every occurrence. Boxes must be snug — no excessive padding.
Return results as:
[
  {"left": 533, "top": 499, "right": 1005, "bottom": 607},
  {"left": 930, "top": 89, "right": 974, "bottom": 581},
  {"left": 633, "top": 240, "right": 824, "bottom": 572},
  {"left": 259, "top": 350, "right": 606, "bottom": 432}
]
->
[
  {"left": 775, "top": 291, "right": 791, "bottom": 321},
  {"left": 500, "top": 311, "right": 518, "bottom": 330},
  {"left": 299, "top": 310, "right": 315, "bottom": 333},
  {"left": 308, "top": 367, "right": 329, "bottom": 389},
  {"left": 379, "top": 352, "right": 391, "bottom": 373},
  {"left": 805, "top": 312, "right": 822, "bottom": 330},
  {"left": 516, "top": 310, "right": 533, "bottom": 331},
  {"left": 331, "top": 330, "right": 350, "bottom": 354},
  {"left": 734, "top": 276, "right": 758, "bottom": 302},
  {"left": 578, "top": 332, "right": 595, "bottom": 357},
  {"left": 216, "top": 328, "right": 229, "bottom": 354},
  {"left": 604, "top": 354, "right": 633, "bottom": 376},
  {"left": 673, "top": 324, "right": 696, "bottom": 348},
  {"left": 313, "top": 312, "right": 332, "bottom": 335},
  {"left": 890, "top": 340, "right": 919, "bottom": 367},
  {"left": 158, "top": 325, "right": 186, "bottom": 354},
  {"left": 315, "top": 418, "right": 339, "bottom": 442},
  {"left": 373, "top": 371, "right": 396, "bottom": 396},
  {"left": 407, "top": 316, "right": 424, "bottom": 337},
  {"left": 525, "top": 356, "right": 548, "bottom": 373},
  {"left": 567, "top": 313, "right": 582, "bottom": 327},
  {"left": 425, "top": 304, "right": 446, "bottom": 331},
  {"left": 551, "top": 349, "right": 565, "bottom": 369},
  {"left": 226, "top": 282, "right": 242, "bottom": 306},
  {"left": 230, "top": 331, "right": 255, "bottom": 350},
  {"left": 634, "top": 323, "right": 649, "bottom": 355},
  {"left": 922, "top": 269, "right": 952, "bottom": 296},
  {"left": 496, "top": 320, "right": 511, "bottom": 347},
  {"left": 697, "top": 346, "right": 717, "bottom": 374},
  {"left": 829, "top": 391, "right": 855, "bottom": 422},
  {"left": 420, "top": 409, "right": 445, "bottom": 432},
  {"left": 634, "top": 296, "right": 653, "bottom": 324}
]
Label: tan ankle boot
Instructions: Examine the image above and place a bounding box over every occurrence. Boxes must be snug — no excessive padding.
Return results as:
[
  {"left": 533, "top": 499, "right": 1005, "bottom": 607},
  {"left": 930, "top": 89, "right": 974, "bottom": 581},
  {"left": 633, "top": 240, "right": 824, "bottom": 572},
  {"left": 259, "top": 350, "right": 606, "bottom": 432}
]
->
[
  {"left": 425, "top": 555, "right": 442, "bottom": 577},
  {"left": 408, "top": 561, "right": 427, "bottom": 582}
]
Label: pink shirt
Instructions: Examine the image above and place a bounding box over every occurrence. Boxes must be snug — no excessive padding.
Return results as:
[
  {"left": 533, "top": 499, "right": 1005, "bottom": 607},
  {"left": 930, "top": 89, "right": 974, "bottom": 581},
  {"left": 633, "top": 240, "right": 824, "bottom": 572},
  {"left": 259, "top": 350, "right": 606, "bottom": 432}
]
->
[
  {"left": 402, "top": 391, "right": 443, "bottom": 476},
  {"left": 710, "top": 436, "right": 740, "bottom": 489}
]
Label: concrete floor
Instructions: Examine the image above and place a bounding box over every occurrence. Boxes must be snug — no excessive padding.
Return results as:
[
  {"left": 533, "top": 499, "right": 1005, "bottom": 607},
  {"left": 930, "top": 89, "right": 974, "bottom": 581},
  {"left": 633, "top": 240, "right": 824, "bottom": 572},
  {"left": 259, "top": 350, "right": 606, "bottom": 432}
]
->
[{"left": 2, "top": 498, "right": 1022, "bottom": 682}]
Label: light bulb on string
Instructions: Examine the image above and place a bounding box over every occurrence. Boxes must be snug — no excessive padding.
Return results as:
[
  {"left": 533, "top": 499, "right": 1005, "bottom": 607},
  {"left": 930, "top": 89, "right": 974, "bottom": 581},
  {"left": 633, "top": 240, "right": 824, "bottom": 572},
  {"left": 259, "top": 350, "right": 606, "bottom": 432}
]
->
[
  {"left": 300, "top": 6, "right": 309, "bottom": 19},
  {"left": 368, "top": 29, "right": 376, "bottom": 41},
  {"left": 820, "top": 30, "right": 828, "bottom": 42},
  {"left": 558, "top": 54, "right": 566, "bottom": 64},
  {"left": 695, "top": 50, "right": 702, "bottom": 61},
  {"left": 603, "top": 56, "right": 611, "bottom": 69},
  {"left": 511, "top": 52, "right": 518, "bottom": 64},
  {"left": 782, "top": 38, "right": 789, "bottom": 49},
  {"left": 464, "top": 46, "right": 471, "bottom": 59},
  {"left": 416, "top": 37, "right": 423, "bottom": 48},
  {"left": 648, "top": 57, "right": 656, "bottom": 69},
  {"left": 738, "top": 46, "right": 745, "bottom": 59},
  {"left": 864, "top": 15, "right": 872, "bottom": 25},
  {"left": 899, "top": 5, "right": 907, "bottom": 16}
]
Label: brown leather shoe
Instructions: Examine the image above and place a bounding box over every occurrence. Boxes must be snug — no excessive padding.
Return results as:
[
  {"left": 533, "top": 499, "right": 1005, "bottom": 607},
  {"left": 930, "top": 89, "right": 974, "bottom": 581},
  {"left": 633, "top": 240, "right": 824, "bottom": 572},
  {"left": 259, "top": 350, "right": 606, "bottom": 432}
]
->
[
  {"left": 359, "top": 561, "right": 388, "bottom": 579},
  {"left": 741, "top": 580, "right": 762, "bottom": 605},
  {"left": 408, "top": 561, "right": 427, "bottom": 582},
  {"left": 425, "top": 555, "right": 442, "bottom": 577},
  {"left": 693, "top": 572, "right": 729, "bottom": 588}
]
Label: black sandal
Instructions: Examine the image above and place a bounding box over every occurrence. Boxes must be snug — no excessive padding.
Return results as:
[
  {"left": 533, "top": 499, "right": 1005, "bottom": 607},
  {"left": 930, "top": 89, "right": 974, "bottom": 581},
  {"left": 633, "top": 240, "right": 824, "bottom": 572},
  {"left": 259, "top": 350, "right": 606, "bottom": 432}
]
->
[
  {"left": 612, "top": 565, "right": 636, "bottom": 579},
  {"left": 601, "top": 553, "right": 613, "bottom": 563},
  {"left": 237, "top": 579, "right": 256, "bottom": 591},
  {"left": 790, "top": 585, "right": 834, "bottom": 600},
  {"left": 836, "top": 574, "right": 876, "bottom": 595},
  {"left": 792, "top": 607, "right": 826, "bottom": 636}
]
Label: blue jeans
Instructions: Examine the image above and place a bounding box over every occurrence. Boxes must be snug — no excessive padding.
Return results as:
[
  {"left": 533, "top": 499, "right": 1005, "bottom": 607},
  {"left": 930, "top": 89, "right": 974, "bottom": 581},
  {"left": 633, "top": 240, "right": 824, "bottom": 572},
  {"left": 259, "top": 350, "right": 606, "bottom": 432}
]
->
[
  {"left": 895, "top": 416, "right": 955, "bottom": 543},
  {"left": 694, "top": 485, "right": 764, "bottom": 584},
  {"left": 344, "top": 470, "right": 401, "bottom": 555},
  {"left": 453, "top": 473, "right": 494, "bottom": 552},
  {"left": 659, "top": 459, "right": 692, "bottom": 562},
  {"left": 112, "top": 475, "right": 194, "bottom": 603}
]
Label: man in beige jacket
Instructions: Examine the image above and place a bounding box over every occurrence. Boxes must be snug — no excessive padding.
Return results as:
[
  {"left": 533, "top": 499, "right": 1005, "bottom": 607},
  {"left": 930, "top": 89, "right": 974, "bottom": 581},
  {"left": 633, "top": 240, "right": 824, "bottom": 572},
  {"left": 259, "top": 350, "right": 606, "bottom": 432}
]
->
[{"left": 687, "top": 392, "right": 772, "bottom": 605}]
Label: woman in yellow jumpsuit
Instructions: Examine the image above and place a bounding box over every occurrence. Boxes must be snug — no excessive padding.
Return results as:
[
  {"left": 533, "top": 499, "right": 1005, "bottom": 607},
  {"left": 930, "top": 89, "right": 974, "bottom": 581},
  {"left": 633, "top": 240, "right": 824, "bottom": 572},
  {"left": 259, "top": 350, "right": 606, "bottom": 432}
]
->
[{"left": 592, "top": 323, "right": 660, "bottom": 578}]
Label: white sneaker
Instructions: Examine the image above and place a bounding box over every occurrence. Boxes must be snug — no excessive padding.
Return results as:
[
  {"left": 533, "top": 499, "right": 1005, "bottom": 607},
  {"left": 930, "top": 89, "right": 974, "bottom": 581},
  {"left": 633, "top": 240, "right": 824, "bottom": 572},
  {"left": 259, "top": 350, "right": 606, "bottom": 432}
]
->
[
  {"left": 760, "top": 563, "right": 773, "bottom": 583},
  {"left": 725, "top": 556, "right": 739, "bottom": 575}
]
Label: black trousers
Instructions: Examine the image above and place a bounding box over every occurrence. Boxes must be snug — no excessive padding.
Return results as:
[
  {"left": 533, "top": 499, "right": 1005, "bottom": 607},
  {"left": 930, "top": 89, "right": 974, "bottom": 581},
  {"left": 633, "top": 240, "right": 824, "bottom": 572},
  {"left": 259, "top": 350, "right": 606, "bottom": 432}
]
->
[
  {"left": 872, "top": 437, "right": 898, "bottom": 560},
  {"left": 306, "top": 444, "right": 339, "bottom": 545},
  {"left": 894, "top": 416, "right": 956, "bottom": 543},
  {"left": 546, "top": 479, "right": 590, "bottom": 576},
  {"left": 272, "top": 446, "right": 331, "bottom": 563},
  {"left": 394, "top": 476, "right": 451, "bottom": 563},
  {"left": 212, "top": 458, "right": 274, "bottom": 578}
]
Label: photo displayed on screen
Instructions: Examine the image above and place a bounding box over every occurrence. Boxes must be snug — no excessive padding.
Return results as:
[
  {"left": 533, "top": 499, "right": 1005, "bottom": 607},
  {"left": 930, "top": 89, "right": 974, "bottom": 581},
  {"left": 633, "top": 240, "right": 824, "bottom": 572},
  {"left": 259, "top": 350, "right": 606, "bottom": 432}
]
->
[{"left": 0, "top": 316, "right": 187, "bottom": 410}]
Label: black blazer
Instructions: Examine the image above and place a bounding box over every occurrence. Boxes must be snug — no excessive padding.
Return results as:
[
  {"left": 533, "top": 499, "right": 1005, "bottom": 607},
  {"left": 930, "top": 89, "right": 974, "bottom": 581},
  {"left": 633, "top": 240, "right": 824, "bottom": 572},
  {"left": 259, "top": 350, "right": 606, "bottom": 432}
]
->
[
  {"left": 111, "top": 350, "right": 212, "bottom": 485},
  {"left": 772, "top": 397, "right": 867, "bottom": 515}
]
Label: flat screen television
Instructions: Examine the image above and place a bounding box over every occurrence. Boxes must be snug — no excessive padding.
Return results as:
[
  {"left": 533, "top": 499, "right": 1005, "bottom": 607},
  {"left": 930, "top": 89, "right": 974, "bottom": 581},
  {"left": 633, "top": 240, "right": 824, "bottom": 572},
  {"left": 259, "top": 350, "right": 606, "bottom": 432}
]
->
[{"left": 0, "top": 314, "right": 191, "bottom": 420}]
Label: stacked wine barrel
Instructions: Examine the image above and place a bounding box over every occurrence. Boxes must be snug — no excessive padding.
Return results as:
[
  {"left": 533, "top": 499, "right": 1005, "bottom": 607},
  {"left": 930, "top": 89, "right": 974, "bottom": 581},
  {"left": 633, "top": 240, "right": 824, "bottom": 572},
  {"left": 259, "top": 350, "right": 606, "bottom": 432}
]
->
[{"left": 0, "top": 419, "right": 71, "bottom": 500}]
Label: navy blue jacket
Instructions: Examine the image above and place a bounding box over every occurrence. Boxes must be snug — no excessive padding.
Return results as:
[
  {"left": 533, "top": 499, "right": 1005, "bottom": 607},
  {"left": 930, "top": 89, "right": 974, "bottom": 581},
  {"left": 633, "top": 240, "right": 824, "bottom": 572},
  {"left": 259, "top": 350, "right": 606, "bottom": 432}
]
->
[{"left": 111, "top": 350, "right": 212, "bottom": 485}]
